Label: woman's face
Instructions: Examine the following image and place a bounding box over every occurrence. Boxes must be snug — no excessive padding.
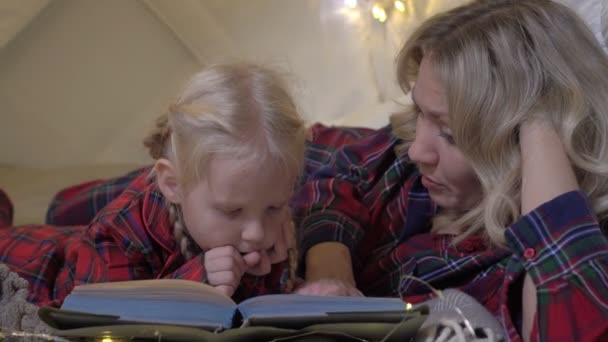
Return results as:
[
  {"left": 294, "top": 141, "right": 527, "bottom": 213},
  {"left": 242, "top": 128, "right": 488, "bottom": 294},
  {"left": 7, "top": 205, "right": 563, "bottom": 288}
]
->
[{"left": 408, "top": 57, "right": 483, "bottom": 211}]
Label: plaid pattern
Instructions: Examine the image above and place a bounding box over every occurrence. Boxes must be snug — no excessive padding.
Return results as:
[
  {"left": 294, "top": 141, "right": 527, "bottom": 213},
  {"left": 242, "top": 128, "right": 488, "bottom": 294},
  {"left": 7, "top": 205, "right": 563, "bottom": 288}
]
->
[
  {"left": 44, "top": 125, "right": 374, "bottom": 226},
  {"left": 291, "top": 125, "right": 608, "bottom": 341},
  {"left": 0, "top": 174, "right": 289, "bottom": 307},
  {"left": 0, "top": 189, "right": 12, "bottom": 227},
  {"left": 45, "top": 166, "right": 151, "bottom": 225}
]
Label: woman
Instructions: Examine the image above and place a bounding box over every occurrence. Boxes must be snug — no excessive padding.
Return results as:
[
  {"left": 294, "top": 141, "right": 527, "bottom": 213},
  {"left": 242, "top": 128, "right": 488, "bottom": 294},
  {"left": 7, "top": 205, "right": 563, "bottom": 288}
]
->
[{"left": 292, "top": 0, "right": 608, "bottom": 341}]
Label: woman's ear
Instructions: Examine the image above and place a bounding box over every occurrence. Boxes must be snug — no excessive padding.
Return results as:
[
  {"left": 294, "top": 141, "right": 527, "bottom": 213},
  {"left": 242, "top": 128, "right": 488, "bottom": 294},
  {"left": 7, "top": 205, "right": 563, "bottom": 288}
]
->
[{"left": 155, "top": 158, "right": 181, "bottom": 204}]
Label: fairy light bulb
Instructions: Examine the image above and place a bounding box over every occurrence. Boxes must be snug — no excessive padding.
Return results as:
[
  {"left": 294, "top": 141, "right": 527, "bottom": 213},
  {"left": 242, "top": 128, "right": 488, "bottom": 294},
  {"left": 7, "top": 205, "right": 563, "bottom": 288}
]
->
[
  {"left": 372, "top": 3, "right": 387, "bottom": 22},
  {"left": 394, "top": 0, "right": 405, "bottom": 12}
]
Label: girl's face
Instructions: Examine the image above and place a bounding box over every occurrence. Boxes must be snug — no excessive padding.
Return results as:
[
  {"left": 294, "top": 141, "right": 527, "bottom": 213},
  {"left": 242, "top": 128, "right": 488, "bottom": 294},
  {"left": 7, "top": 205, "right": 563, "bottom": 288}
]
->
[
  {"left": 179, "top": 156, "right": 294, "bottom": 254},
  {"left": 408, "top": 57, "right": 483, "bottom": 211}
]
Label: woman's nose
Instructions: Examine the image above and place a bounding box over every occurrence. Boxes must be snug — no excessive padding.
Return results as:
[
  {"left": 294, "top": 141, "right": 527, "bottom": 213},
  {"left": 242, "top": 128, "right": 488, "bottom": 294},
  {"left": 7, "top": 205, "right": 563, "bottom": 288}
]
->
[{"left": 408, "top": 124, "right": 439, "bottom": 167}]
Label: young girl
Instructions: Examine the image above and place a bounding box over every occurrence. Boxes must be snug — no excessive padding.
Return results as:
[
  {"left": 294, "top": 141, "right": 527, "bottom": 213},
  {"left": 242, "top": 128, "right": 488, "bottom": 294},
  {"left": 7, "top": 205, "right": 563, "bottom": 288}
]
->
[{"left": 0, "top": 63, "right": 307, "bottom": 307}]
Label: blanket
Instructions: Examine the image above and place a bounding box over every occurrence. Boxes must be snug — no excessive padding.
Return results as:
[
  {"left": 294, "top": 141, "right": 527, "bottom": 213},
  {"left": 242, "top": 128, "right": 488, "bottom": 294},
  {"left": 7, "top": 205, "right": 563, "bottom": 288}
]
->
[{"left": 0, "top": 263, "right": 53, "bottom": 341}]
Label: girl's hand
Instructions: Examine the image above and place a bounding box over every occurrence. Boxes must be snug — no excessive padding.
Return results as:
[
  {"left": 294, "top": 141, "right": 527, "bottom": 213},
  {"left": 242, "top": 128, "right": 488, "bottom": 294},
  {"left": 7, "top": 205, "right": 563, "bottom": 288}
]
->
[
  {"left": 245, "top": 210, "right": 295, "bottom": 276},
  {"left": 204, "top": 245, "right": 246, "bottom": 297},
  {"left": 242, "top": 249, "right": 272, "bottom": 276},
  {"left": 294, "top": 279, "right": 363, "bottom": 297}
]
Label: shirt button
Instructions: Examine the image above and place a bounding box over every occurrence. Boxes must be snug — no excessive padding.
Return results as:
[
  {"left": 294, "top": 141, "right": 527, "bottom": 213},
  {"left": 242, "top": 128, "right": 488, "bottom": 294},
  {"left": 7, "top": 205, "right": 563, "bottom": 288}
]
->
[{"left": 523, "top": 248, "right": 536, "bottom": 259}]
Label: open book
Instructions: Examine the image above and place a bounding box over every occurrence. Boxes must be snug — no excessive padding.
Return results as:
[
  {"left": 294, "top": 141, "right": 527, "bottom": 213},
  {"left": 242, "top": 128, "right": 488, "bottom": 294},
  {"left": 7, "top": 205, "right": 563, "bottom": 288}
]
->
[{"left": 44, "top": 279, "right": 414, "bottom": 331}]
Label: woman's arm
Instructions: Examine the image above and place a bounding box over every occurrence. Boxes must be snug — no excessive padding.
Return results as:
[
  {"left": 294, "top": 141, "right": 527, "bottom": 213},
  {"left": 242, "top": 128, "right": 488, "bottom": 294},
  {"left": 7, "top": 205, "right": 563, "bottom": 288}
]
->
[
  {"left": 519, "top": 121, "right": 579, "bottom": 341},
  {"left": 292, "top": 126, "right": 397, "bottom": 296},
  {"left": 295, "top": 242, "right": 362, "bottom": 296}
]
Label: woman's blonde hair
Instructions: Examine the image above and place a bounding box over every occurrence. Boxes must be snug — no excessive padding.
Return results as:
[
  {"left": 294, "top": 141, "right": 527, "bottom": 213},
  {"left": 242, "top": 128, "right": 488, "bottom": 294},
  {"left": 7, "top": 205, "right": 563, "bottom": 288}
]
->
[
  {"left": 143, "top": 63, "right": 306, "bottom": 278},
  {"left": 391, "top": 0, "right": 608, "bottom": 246}
]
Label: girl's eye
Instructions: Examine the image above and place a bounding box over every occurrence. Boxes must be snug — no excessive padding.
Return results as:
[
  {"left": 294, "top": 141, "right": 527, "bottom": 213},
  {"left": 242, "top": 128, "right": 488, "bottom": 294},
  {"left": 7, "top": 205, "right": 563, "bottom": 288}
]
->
[
  {"left": 266, "top": 206, "right": 282, "bottom": 214},
  {"left": 223, "top": 208, "right": 242, "bottom": 218},
  {"left": 438, "top": 130, "right": 455, "bottom": 144}
]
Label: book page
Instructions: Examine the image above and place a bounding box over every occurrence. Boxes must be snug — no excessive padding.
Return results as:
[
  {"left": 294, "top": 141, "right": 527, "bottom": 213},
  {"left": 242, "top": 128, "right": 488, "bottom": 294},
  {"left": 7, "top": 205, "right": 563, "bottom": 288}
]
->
[
  {"left": 61, "top": 279, "right": 238, "bottom": 329},
  {"left": 70, "top": 279, "right": 234, "bottom": 306},
  {"left": 238, "top": 294, "right": 407, "bottom": 318}
]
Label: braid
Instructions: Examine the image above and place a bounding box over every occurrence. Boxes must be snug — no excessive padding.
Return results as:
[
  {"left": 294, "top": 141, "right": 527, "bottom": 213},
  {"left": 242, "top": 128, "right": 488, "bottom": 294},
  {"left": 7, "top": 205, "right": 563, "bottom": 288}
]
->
[
  {"left": 284, "top": 220, "right": 299, "bottom": 293},
  {"left": 143, "top": 110, "right": 172, "bottom": 160},
  {"left": 168, "top": 204, "right": 194, "bottom": 260}
]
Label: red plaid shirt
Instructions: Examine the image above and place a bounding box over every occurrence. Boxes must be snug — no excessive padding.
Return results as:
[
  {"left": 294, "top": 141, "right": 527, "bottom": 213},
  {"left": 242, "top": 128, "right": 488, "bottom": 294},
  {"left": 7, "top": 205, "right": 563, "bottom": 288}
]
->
[
  {"left": 38, "top": 124, "right": 608, "bottom": 340},
  {"left": 292, "top": 125, "right": 608, "bottom": 342},
  {"left": 44, "top": 124, "right": 374, "bottom": 227},
  {"left": 0, "top": 175, "right": 289, "bottom": 307}
]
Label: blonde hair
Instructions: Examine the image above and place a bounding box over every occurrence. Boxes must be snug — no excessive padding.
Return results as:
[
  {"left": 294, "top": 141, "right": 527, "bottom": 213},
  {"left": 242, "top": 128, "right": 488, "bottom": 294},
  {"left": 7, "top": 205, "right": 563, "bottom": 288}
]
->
[
  {"left": 391, "top": 0, "right": 608, "bottom": 246},
  {"left": 143, "top": 63, "right": 306, "bottom": 282}
]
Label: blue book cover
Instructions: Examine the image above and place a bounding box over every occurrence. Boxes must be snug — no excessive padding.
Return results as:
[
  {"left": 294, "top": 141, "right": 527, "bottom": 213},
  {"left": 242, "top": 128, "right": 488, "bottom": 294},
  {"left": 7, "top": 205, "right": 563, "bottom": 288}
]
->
[{"left": 59, "top": 279, "right": 409, "bottom": 330}]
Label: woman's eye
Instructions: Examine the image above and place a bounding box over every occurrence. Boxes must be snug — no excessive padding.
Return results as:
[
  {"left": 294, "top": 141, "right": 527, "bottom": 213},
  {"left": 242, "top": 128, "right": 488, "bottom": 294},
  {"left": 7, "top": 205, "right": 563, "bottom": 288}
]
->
[{"left": 438, "top": 130, "right": 455, "bottom": 144}]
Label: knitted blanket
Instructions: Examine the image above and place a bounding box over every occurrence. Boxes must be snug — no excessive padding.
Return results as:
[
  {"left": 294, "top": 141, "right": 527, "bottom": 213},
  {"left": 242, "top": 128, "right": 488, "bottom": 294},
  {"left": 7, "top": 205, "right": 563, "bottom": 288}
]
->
[{"left": 0, "top": 263, "right": 54, "bottom": 340}]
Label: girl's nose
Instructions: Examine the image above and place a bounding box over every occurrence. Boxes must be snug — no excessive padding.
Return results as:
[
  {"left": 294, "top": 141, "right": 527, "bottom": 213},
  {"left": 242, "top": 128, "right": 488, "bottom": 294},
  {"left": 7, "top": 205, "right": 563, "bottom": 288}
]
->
[{"left": 242, "top": 220, "right": 265, "bottom": 244}]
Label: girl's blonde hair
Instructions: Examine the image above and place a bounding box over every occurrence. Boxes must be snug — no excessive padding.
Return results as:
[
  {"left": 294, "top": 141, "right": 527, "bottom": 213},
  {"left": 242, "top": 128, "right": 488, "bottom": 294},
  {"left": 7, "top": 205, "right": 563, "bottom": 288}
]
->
[
  {"left": 143, "top": 64, "right": 306, "bottom": 284},
  {"left": 391, "top": 0, "right": 608, "bottom": 246}
]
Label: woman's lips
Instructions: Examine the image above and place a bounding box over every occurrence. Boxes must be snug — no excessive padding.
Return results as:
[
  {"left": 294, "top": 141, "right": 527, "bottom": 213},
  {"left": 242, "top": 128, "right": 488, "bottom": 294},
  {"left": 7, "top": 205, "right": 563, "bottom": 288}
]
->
[{"left": 421, "top": 175, "right": 444, "bottom": 191}]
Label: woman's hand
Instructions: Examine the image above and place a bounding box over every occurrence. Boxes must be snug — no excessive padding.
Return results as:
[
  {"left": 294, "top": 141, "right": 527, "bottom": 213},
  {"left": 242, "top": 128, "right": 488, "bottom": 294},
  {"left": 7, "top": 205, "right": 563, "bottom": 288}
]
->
[
  {"left": 519, "top": 119, "right": 578, "bottom": 214},
  {"left": 204, "top": 245, "right": 246, "bottom": 297},
  {"left": 298, "top": 242, "right": 362, "bottom": 296},
  {"left": 294, "top": 278, "right": 363, "bottom": 296}
]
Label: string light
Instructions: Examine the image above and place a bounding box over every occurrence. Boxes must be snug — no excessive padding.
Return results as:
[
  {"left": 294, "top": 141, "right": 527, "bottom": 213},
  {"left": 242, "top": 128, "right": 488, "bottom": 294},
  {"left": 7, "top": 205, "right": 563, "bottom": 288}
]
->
[
  {"left": 372, "top": 3, "right": 387, "bottom": 22},
  {"left": 343, "top": 0, "right": 406, "bottom": 24},
  {"left": 394, "top": 0, "right": 406, "bottom": 12}
]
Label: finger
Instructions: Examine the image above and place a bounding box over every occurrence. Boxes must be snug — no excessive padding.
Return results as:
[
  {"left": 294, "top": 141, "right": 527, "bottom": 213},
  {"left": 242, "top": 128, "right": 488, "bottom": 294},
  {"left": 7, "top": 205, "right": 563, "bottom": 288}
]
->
[
  {"left": 347, "top": 287, "right": 364, "bottom": 297},
  {"left": 293, "top": 282, "right": 326, "bottom": 295},
  {"left": 205, "top": 254, "right": 244, "bottom": 277},
  {"left": 205, "top": 249, "right": 245, "bottom": 276},
  {"left": 292, "top": 279, "right": 362, "bottom": 296},
  {"left": 205, "top": 245, "right": 237, "bottom": 258},
  {"left": 293, "top": 284, "right": 315, "bottom": 295},
  {"left": 242, "top": 250, "right": 261, "bottom": 267},
  {"left": 214, "top": 284, "right": 235, "bottom": 297},
  {"left": 207, "top": 270, "right": 242, "bottom": 288},
  {"left": 245, "top": 249, "right": 272, "bottom": 276}
]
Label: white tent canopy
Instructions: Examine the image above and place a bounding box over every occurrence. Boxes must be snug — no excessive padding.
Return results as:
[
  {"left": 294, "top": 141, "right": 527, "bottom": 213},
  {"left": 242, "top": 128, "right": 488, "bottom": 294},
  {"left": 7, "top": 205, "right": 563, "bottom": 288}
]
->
[{"left": 0, "top": 0, "right": 606, "bottom": 224}]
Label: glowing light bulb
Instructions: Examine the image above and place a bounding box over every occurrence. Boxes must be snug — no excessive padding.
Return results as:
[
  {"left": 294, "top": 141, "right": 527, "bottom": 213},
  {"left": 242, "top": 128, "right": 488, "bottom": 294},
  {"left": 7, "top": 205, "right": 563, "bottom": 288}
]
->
[
  {"left": 101, "top": 338, "right": 113, "bottom": 342},
  {"left": 394, "top": 0, "right": 406, "bottom": 12},
  {"left": 344, "top": 0, "right": 357, "bottom": 9},
  {"left": 372, "top": 4, "right": 387, "bottom": 22}
]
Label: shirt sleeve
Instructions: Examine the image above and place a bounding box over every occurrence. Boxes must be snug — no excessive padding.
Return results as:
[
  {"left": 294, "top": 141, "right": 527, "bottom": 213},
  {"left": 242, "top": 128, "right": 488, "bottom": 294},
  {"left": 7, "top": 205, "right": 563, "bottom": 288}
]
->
[
  {"left": 291, "top": 125, "right": 398, "bottom": 257},
  {"left": 73, "top": 214, "right": 209, "bottom": 287},
  {"left": 505, "top": 191, "right": 608, "bottom": 341}
]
